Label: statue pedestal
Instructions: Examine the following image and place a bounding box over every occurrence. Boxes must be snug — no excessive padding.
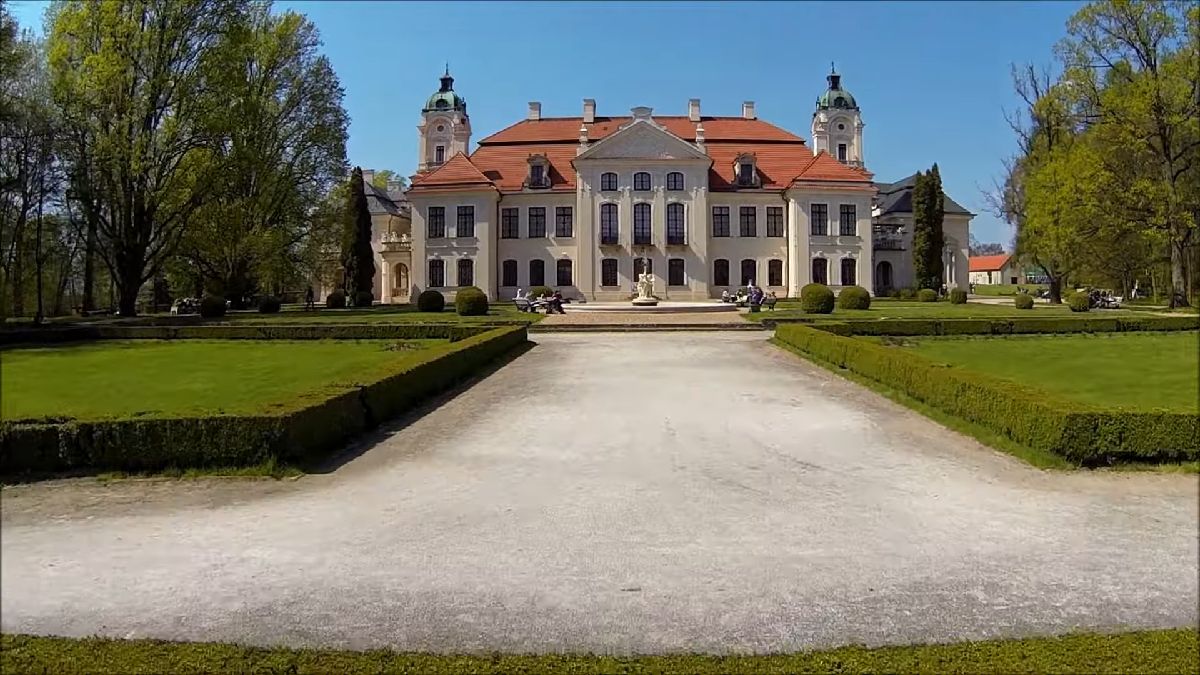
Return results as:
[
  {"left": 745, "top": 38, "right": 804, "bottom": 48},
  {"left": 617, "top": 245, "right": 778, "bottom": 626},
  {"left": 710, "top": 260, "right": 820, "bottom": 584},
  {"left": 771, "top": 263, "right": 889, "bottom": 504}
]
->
[{"left": 631, "top": 297, "right": 659, "bottom": 307}]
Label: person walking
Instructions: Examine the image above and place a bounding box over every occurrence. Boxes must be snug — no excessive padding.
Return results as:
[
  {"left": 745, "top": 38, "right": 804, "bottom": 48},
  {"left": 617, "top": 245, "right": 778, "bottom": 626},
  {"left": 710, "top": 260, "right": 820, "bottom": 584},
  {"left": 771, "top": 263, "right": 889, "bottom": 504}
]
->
[{"left": 304, "top": 285, "right": 315, "bottom": 311}]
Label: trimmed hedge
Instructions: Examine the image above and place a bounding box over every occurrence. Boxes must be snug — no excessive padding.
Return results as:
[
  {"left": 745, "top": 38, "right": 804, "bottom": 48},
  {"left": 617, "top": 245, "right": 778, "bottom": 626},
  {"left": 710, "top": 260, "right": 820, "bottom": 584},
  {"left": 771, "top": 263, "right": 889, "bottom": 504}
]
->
[
  {"left": 353, "top": 290, "right": 374, "bottom": 308},
  {"left": 416, "top": 289, "right": 445, "bottom": 312},
  {"left": 800, "top": 283, "right": 835, "bottom": 314},
  {"left": 837, "top": 285, "right": 871, "bottom": 310},
  {"left": 898, "top": 287, "right": 917, "bottom": 300},
  {"left": 258, "top": 296, "right": 281, "bottom": 313},
  {"left": 917, "top": 288, "right": 938, "bottom": 302},
  {"left": 949, "top": 288, "right": 968, "bottom": 304},
  {"left": 1014, "top": 294, "right": 1034, "bottom": 310},
  {"left": 0, "top": 326, "right": 529, "bottom": 477},
  {"left": 200, "top": 295, "right": 226, "bottom": 318},
  {"left": 0, "top": 323, "right": 514, "bottom": 346},
  {"left": 325, "top": 290, "right": 346, "bottom": 309},
  {"left": 795, "top": 315, "right": 1199, "bottom": 337},
  {"left": 1068, "top": 292, "right": 1090, "bottom": 312},
  {"left": 455, "top": 286, "right": 489, "bottom": 316},
  {"left": 774, "top": 324, "right": 1197, "bottom": 465}
]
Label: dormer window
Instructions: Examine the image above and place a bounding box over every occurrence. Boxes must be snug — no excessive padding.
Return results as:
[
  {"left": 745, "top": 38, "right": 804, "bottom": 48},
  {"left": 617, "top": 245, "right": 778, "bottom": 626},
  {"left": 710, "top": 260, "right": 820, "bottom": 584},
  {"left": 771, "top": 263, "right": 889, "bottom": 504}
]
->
[
  {"left": 526, "top": 154, "right": 550, "bottom": 189},
  {"left": 734, "top": 153, "right": 759, "bottom": 187}
]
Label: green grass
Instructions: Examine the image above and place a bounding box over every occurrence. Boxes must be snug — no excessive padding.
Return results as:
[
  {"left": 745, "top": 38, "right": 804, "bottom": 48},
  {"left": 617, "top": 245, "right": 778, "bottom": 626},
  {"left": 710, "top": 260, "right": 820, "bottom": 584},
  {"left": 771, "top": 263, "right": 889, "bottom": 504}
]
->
[
  {"left": 890, "top": 332, "right": 1199, "bottom": 412},
  {"left": 746, "top": 299, "right": 1147, "bottom": 322},
  {"left": 3, "top": 630, "right": 1195, "bottom": 675},
  {"left": 225, "top": 303, "right": 542, "bottom": 324},
  {"left": 0, "top": 339, "right": 444, "bottom": 420},
  {"left": 969, "top": 283, "right": 1048, "bottom": 296}
]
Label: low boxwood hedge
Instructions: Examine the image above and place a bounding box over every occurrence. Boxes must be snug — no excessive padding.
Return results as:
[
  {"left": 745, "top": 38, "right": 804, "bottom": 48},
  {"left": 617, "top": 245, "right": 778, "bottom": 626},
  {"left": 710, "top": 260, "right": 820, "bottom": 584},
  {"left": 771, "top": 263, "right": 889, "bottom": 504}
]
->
[
  {"left": 0, "top": 323, "right": 501, "bottom": 345},
  {"left": 917, "top": 288, "right": 938, "bottom": 303},
  {"left": 1068, "top": 292, "right": 1091, "bottom": 312},
  {"left": 949, "top": 288, "right": 968, "bottom": 304},
  {"left": 774, "top": 324, "right": 1197, "bottom": 466},
  {"left": 1014, "top": 294, "right": 1034, "bottom": 310},
  {"left": 0, "top": 326, "right": 529, "bottom": 477},
  {"left": 800, "top": 315, "right": 1199, "bottom": 337}
]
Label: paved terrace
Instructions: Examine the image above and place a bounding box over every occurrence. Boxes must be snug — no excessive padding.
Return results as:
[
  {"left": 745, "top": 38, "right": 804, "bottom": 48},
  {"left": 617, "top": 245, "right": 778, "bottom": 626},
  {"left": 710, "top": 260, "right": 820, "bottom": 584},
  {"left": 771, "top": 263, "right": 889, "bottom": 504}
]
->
[{"left": 2, "top": 333, "right": 1196, "bottom": 654}]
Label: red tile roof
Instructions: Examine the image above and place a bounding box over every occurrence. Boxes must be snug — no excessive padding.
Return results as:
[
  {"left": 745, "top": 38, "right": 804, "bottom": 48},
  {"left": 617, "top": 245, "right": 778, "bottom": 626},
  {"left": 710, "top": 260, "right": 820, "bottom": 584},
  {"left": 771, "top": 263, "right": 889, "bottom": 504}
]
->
[
  {"left": 480, "top": 116, "right": 805, "bottom": 144},
  {"left": 969, "top": 254, "right": 1011, "bottom": 272},
  {"left": 408, "top": 152, "right": 496, "bottom": 192}
]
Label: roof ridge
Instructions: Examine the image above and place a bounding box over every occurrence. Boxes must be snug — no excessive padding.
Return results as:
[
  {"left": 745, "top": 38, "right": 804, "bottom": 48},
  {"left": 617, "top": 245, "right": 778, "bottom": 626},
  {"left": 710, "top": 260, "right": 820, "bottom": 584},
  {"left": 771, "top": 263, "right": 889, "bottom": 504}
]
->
[{"left": 409, "top": 151, "right": 494, "bottom": 189}]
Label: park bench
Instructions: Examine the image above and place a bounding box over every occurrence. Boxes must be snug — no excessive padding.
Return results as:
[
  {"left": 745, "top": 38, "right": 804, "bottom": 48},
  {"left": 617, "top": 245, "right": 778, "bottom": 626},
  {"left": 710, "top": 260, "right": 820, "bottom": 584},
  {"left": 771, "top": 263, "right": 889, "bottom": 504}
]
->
[
  {"left": 513, "top": 297, "right": 533, "bottom": 312},
  {"left": 761, "top": 295, "right": 777, "bottom": 311}
]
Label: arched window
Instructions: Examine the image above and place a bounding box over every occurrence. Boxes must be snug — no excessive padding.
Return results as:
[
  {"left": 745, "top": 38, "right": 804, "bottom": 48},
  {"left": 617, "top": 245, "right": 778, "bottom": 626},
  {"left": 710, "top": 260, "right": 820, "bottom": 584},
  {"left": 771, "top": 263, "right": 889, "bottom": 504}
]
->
[
  {"left": 394, "top": 263, "right": 409, "bottom": 296},
  {"left": 666, "top": 203, "right": 685, "bottom": 245},
  {"left": 600, "top": 203, "right": 619, "bottom": 245},
  {"left": 457, "top": 258, "right": 474, "bottom": 287},
  {"left": 601, "top": 258, "right": 618, "bottom": 287},
  {"left": 633, "top": 172, "right": 651, "bottom": 191},
  {"left": 600, "top": 172, "right": 618, "bottom": 191},
  {"left": 633, "top": 203, "right": 651, "bottom": 245},
  {"left": 668, "top": 258, "right": 685, "bottom": 286},
  {"left": 428, "top": 259, "right": 445, "bottom": 288},
  {"left": 666, "top": 172, "right": 684, "bottom": 191},
  {"left": 740, "top": 258, "right": 757, "bottom": 287},
  {"left": 557, "top": 259, "right": 573, "bottom": 287},
  {"left": 767, "top": 259, "right": 783, "bottom": 287},
  {"left": 875, "top": 260, "right": 893, "bottom": 294},
  {"left": 713, "top": 259, "right": 730, "bottom": 287},
  {"left": 812, "top": 258, "right": 828, "bottom": 285},
  {"left": 633, "top": 256, "right": 653, "bottom": 281},
  {"left": 529, "top": 259, "right": 545, "bottom": 286},
  {"left": 501, "top": 259, "right": 517, "bottom": 287},
  {"left": 840, "top": 258, "right": 856, "bottom": 286}
]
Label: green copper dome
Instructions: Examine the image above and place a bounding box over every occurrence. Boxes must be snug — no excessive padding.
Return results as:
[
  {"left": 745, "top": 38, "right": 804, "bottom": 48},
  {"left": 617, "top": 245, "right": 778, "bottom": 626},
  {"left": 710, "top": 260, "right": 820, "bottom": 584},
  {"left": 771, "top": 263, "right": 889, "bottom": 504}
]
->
[
  {"left": 816, "top": 69, "right": 857, "bottom": 110},
  {"left": 424, "top": 68, "right": 467, "bottom": 113}
]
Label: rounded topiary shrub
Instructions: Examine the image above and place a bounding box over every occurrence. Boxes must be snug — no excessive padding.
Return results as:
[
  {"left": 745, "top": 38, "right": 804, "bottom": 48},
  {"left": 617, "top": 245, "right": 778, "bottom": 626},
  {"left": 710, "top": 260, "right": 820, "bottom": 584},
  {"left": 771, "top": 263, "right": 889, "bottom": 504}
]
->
[
  {"left": 353, "top": 290, "right": 373, "bottom": 308},
  {"left": 898, "top": 287, "right": 917, "bottom": 300},
  {"left": 325, "top": 289, "right": 346, "bottom": 309},
  {"left": 258, "top": 296, "right": 281, "bottom": 313},
  {"left": 949, "top": 288, "right": 968, "bottom": 304},
  {"left": 800, "top": 283, "right": 835, "bottom": 314},
  {"left": 527, "top": 285, "right": 553, "bottom": 300},
  {"left": 836, "top": 285, "right": 871, "bottom": 310},
  {"left": 454, "top": 286, "right": 489, "bottom": 316},
  {"left": 1014, "top": 293, "right": 1034, "bottom": 310},
  {"left": 199, "top": 294, "right": 227, "bottom": 318},
  {"left": 917, "top": 288, "right": 938, "bottom": 303},
  {"left": 1068, "top": 292, "right": 1091, "bottom": 312},
  {"left": 416, "top": 289, "right": 445, "bottom": 312}
]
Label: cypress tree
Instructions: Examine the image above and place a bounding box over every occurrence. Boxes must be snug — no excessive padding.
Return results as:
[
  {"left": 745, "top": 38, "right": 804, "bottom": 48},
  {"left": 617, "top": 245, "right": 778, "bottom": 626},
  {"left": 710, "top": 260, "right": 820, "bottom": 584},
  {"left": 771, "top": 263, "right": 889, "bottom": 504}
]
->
[
  {"left": 928, "top": 163, "right": 945, "bottom": 290},
  {"left": 910, "top": 165, "right": 947, "bottom": 291},
  {"left": 350, "top": 168, "right": 375, "bottom": 303}
]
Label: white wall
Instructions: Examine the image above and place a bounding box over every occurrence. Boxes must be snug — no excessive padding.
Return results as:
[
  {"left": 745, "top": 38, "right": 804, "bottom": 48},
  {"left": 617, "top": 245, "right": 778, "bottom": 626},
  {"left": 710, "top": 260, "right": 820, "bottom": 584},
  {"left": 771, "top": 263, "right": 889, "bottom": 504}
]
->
[{"left": 409, "top": 189, "right": 499, "bottom": 302}]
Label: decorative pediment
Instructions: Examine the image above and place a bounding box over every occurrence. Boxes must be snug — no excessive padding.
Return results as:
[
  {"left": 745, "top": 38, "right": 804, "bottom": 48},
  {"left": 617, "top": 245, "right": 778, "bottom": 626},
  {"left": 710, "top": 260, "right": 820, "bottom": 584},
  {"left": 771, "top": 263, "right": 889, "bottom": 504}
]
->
[{"left": 575, "top": 119, "right": 710, "bottom": 162}]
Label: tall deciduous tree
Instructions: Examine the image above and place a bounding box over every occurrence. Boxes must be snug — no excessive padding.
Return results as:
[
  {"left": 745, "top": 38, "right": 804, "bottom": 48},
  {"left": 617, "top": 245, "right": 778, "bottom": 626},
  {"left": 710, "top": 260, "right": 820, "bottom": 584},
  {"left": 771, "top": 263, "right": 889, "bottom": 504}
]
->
[{"left": 47, "top": 0, "right": 234, "bottom": 315}]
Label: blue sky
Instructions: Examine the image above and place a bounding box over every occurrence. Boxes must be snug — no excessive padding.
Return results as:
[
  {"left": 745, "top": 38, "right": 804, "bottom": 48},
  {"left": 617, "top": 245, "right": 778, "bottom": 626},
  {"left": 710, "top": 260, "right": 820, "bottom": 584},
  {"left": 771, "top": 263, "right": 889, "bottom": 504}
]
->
[{"left": 11, "top": 0, "right": 1083, "bottom": 244}]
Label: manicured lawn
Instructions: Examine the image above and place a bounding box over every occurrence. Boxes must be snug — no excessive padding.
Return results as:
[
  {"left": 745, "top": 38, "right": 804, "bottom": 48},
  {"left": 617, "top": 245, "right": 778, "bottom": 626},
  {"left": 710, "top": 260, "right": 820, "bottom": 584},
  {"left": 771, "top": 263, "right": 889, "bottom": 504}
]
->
[
  {"left": 747, "top": 299, "right": 1143, "bottom": 322},
  {"left": 892, "top": 331, "right": 1199, "bottom": 412},
  {"left": 970, "top": 283, "right": 1048, "bottom": 296},
  {"left": 0, "top": 339, "right": 443, "bottom": 421},
  {"left": 226, "top": 303, "right": 542, "bottom": 324},
  {"left": 2, "top": 630, "right": 1194, "bottom": 675}
]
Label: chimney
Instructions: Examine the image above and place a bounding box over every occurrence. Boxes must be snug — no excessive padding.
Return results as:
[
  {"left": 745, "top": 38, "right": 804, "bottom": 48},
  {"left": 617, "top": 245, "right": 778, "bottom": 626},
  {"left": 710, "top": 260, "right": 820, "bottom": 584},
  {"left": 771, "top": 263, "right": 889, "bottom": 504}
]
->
[
  {"left": 742, "top": 101, "right": 756, "bottom": 120},
  {"left": 528, "top": 101, "right": 541, "bottom": 121},
  {"left": 386, "top": 179, "right": 403, "bottom": 195},
  {"left": 688, "top": 98, "right": 701, "bottom": 122},
  {"left": 360, "top": 168, "right": 375, "bottom": 186},
  {"left": 583, "top": 98, "right": 596, "bottom": 124}
]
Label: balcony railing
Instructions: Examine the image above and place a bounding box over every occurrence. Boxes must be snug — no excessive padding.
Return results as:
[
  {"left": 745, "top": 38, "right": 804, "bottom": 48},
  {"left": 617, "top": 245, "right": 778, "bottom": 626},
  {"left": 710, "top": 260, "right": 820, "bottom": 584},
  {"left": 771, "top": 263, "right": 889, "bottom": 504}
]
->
[
  {"left": 381, "top": 231, "right": 411, "bottom": 251},
  {"left": 873, "top": 236, "right": 904, "bottom": 251}
]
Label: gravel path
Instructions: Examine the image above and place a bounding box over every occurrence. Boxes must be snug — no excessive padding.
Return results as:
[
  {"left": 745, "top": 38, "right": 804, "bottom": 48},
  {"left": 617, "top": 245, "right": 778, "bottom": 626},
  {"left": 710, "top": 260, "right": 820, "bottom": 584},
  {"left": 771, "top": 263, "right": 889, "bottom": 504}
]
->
[{"left": 2, "top": 332, "right": 1195, "bottom": 654}]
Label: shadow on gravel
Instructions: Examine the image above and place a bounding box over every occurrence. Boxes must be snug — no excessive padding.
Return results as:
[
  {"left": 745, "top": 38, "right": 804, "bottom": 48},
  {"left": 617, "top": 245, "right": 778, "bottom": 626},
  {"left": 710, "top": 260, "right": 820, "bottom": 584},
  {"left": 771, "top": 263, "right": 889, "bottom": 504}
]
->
[{"left": 300, "top": 339, "right": 538, "bottom": 475}]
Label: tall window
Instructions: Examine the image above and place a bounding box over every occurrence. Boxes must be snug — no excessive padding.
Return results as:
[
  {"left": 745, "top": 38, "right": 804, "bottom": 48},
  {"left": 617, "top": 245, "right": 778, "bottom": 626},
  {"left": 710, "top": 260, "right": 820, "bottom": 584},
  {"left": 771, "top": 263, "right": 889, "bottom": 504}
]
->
[
  {"left": 554, "top": 207, "right": 573, "bottom": 238},
  {"left": 529, "top": 163, "right": 547, "bottom": 188},
  {"left": 633, "top": 172, "right": 651, "bottom": 191},
  {"left": 666, "top": 203, "right": 685, "bottom": 245},
  {"left": 556, "top": 259, "right": 573, "bottom": 287},
  {"left": 601, "top": 172, "right": 618, "bottom": 191},
  {"left": 739, "top": 206, "right": 757, "bottom": 237},
  {"left": 668, "top": 258, "right": 685, "bottom": 286},
  {"left": 501, "top": 259, "right": 518, "bottom": 287},
  {"left": 841, "top": 258, "right": 856, "bottom": 286},
  {"left": 528, "top": 207, "right": 546, "bottom": 237},
  {"left": 457, "top": 258, "right": 474, "bottom": 287},
  {"left": 435, "top": 145, "right": 445, "bottom": 164},
  {"left": 810, "top": 203, "right": 828, "bottom": 236},
  {"left": 633, "top": 203, "right": 651, "bottom": 245},
  {"left": 740, "top": 259, "right": 757, "bottom": 286},
  {"left": 839, "top": 204, "right": 857, "bottom": 236},
  {"left": 812, "top": 257, "right": 828, "bottom": 285},
  {"left": 712, "top": 206, "right": 730, "bottom": 237},
  {"left": 456, "top": 206, "right": 475, "bottom": 238},
  {"left": 529, "top": 259, "right": 545, "bottom": 286},
  {"left": 600, "top": 203, "right": 618, "bottom": 244},
  {"left": 837, "top": 143, "right": 847, "bottom": 162},
  {"left": 601, "top": 258, "right": 618, "bottom": 287},
  {"left": 501, "top": 207, "right": 519, "bottom": 238},
  {"left": 768, "top": 259, "right": 783, "bottom": 287},
  {"left": 666, "top": 172, "right": 684, "bottom": 191},
  {"left": 713, "top": 259, "right": 730, "bottom": 286},
  {"left": 427, "top": 207, "right": 445, "bottom": 238},
  {"left": 766, "top": 206, "right": 785, "bottom": 237},
  {"left": 427, "top": 259, "right": 445, "bottom": 288}
]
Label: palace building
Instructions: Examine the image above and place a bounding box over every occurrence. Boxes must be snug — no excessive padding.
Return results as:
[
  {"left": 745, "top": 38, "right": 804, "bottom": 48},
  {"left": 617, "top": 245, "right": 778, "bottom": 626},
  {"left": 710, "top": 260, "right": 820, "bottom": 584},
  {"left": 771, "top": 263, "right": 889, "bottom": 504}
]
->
[{"left": 378, "top": 68, "right": 972, "bottom": 303}]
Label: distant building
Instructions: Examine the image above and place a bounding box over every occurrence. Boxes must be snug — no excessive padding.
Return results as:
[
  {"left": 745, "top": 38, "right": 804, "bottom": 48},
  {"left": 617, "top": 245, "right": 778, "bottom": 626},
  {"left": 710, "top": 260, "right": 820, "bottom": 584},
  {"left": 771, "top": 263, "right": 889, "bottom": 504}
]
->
[
  {"left": 968, "top": 254, "right": 1024, "bottom": 285},
  {"left": 398, "top": 67, "right": 973, "bottom": 302}
]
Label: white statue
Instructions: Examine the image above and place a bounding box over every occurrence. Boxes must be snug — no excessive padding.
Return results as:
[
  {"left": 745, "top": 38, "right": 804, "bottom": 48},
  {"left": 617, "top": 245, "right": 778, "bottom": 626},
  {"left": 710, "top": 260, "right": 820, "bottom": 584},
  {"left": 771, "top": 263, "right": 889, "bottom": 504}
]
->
[{"left": 637, "top": 272, "right": 654, "bottom": 300}]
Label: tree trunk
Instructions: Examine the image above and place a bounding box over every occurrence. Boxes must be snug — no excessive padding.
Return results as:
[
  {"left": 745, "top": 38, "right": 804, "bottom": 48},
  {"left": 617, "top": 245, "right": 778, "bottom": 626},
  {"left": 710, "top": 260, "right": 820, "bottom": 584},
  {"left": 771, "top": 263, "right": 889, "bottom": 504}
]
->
[
  {"left": 1048, "top": 276, "right": 1063, "bottom": 304},
  {"left": 82, "top": 209, "right": 98, "bottom": 313},
  {"left": 34, "top": 197, "right": 44, "bottom": 325},
  {"left": 1169, "top": 241, "right": 1190, "bottom": 308},
  {"left": 114, "top": 248, "right": 145, "bottom": 316}
]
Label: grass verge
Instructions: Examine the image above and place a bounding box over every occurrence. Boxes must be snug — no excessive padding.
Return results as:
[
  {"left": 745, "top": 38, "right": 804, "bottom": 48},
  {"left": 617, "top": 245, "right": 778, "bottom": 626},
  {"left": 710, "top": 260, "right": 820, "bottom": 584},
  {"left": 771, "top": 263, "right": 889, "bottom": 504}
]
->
[
  {"left": 3, "top": 630, "right": 1195, "bottom": 674},
  {"left": 771, "top": 337, "right": 1072, "bottom": 470},
  {"left": 1, "top": 457, "right": 302, "bottom": 486}
]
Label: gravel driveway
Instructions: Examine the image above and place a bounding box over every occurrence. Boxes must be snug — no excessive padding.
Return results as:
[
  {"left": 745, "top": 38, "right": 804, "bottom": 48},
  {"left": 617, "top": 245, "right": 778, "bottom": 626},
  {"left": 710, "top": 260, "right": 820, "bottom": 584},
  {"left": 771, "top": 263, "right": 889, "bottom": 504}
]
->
[{"left": 2, "top": 332, "right": 1196, "bottom": 654}]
